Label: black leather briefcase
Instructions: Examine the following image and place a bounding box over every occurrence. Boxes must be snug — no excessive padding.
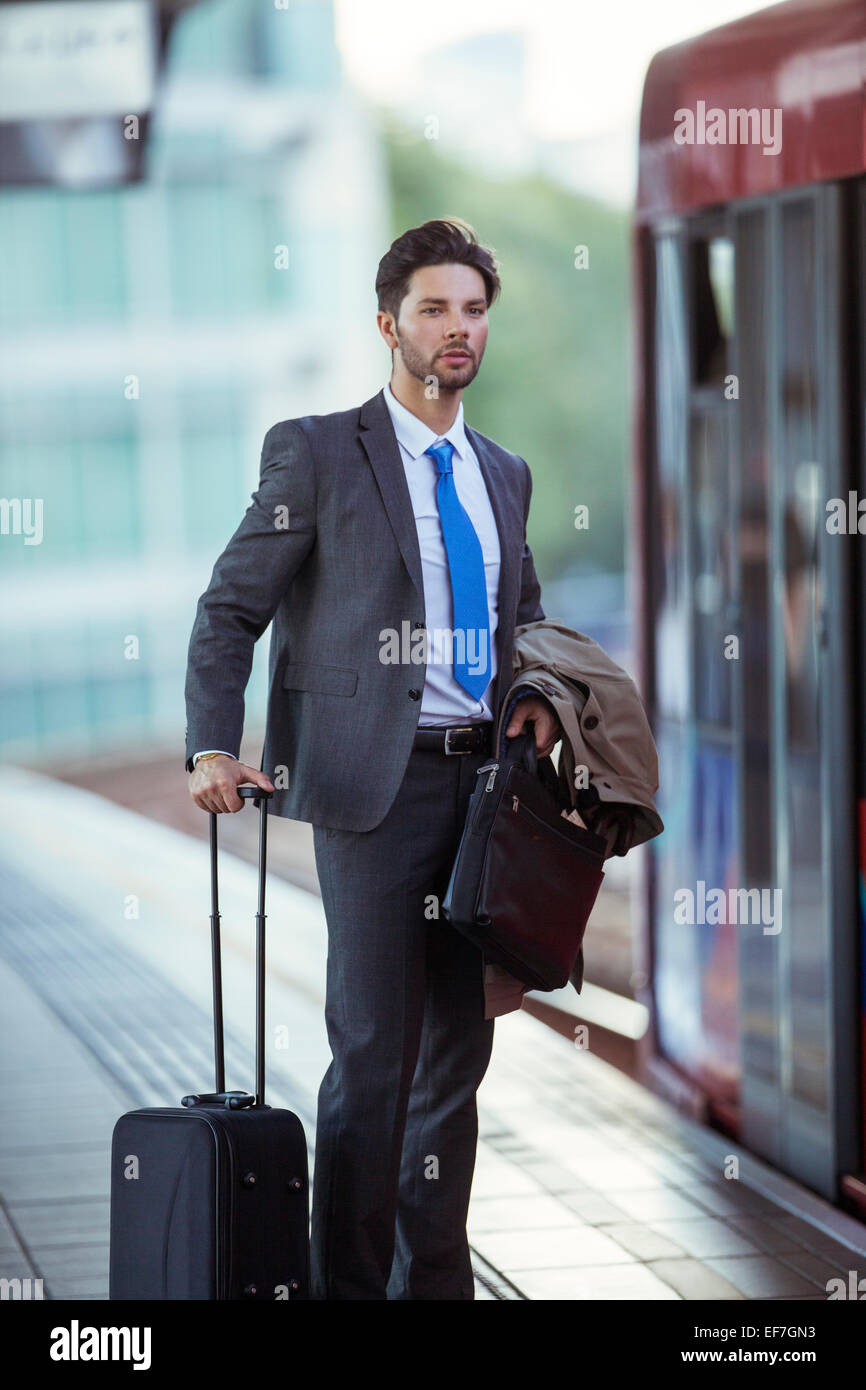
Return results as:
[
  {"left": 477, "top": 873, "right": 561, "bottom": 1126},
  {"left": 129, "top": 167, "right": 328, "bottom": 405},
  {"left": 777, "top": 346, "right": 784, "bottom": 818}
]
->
[{"left": 441, "top": 733, "right": 607, "bottom": 991}]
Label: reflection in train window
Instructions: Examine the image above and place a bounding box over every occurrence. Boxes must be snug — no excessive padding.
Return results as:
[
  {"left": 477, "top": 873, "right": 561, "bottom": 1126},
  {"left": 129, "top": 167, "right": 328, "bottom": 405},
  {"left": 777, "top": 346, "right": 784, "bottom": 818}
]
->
[{"left": 692, "top": 235, "right": 735, "bottom": 384}]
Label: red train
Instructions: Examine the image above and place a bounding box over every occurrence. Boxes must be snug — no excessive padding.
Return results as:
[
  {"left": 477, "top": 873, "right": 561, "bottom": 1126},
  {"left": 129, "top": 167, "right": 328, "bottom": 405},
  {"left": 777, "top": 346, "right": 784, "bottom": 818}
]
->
[{"left": 631, "top": 0, "right": 866, "bottom": 1214}]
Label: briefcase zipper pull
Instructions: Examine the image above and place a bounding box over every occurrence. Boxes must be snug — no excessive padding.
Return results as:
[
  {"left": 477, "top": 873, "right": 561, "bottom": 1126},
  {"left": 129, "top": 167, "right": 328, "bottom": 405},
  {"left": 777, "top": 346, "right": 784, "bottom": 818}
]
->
[
  {"left": 512, "top": 795, "right": 519, "bottom": 811},
  {"left": 486, "top": 768, "right": 498, "bottom": 792}
]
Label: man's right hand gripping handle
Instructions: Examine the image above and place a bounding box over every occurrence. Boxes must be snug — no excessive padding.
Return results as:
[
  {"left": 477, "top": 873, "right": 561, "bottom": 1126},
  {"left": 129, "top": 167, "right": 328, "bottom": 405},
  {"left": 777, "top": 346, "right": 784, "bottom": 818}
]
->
[{"left": 189, "top": 754, "right": 275, "bottom": 814}]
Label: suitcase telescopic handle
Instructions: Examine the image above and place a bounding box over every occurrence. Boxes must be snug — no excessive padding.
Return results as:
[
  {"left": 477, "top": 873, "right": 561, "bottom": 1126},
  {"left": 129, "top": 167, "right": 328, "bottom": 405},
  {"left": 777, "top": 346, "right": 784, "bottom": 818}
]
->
[
  {"left": 206, "top": 785, "right": 273, "bottom": 1109},
  {"left": 237, "top": 786, "right": 274, "bottom": 805}
]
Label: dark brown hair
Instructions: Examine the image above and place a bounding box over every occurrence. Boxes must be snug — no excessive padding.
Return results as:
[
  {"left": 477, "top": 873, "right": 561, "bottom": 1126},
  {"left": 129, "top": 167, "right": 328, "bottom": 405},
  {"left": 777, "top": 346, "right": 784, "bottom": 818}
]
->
[{"left": 375, "top": 218, "right": 501, "bottom": 322}]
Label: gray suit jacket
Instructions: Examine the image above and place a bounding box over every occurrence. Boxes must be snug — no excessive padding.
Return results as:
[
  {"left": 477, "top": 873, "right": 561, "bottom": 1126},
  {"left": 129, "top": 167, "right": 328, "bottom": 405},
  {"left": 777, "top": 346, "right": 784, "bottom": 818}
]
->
[{"left": 184, "top": 387, "right": 545, "bottom": 830}]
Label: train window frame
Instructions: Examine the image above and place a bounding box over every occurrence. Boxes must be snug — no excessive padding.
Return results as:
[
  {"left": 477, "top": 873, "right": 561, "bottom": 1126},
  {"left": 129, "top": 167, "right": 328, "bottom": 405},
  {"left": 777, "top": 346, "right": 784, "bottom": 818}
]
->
[{"left": 684, "top": 209, "right": 739, "bottom": 738}]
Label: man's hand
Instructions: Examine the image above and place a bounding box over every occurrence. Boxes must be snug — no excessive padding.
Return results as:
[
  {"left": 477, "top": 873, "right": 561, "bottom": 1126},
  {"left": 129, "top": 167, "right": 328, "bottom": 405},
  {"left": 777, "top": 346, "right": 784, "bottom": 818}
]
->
[
  {"left": 504, "top": 695, "right": 562, "bottom": 759},
  {"left": 189, "top": 756, "right": 275, "bottom": 814}
]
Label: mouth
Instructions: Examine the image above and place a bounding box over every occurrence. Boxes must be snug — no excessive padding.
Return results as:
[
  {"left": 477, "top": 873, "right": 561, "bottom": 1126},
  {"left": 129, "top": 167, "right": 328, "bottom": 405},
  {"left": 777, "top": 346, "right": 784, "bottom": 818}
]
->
[{"left": 439, "top": 352, "right": 471, "bottom": 363}]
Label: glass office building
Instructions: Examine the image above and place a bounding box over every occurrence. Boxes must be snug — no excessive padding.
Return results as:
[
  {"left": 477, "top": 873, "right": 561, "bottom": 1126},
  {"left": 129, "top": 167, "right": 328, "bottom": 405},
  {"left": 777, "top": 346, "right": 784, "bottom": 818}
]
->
[{"left": 0, "top": 0, "right": 388, "bottom": 763}]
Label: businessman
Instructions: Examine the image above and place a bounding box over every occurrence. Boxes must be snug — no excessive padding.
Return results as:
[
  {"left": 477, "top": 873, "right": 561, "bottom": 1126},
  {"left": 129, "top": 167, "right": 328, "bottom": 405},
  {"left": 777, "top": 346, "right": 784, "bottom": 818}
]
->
[{"left": 185, "top": 218, "right": 559, "bottom": 1300}]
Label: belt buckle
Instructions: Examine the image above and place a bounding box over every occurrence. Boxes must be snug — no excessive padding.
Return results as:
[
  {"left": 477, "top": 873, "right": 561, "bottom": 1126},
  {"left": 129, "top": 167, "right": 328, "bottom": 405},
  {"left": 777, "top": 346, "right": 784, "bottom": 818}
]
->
[{"left": 444, "top": 725, "right": 475, "bottom": 755}]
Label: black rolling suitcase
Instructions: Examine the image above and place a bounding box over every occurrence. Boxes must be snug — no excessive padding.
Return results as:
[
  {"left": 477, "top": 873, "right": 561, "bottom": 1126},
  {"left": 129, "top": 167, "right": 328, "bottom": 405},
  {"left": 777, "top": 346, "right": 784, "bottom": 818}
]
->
[{"left": 109, "top": 786, "right": 310, "bottom": 1300}]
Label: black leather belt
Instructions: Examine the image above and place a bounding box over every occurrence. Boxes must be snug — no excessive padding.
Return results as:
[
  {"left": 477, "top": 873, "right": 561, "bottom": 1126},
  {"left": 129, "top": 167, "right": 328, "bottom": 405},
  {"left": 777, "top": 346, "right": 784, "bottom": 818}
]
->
[{"left": 413, "top": 722, "right": 493, "bottom": 755}]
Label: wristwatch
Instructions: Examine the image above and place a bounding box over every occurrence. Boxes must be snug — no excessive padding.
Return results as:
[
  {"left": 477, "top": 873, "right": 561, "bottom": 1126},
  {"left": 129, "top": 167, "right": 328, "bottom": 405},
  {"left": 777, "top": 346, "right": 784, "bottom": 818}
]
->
[{"left": 195, "top": 752, "right": 229, "bottom": 764}]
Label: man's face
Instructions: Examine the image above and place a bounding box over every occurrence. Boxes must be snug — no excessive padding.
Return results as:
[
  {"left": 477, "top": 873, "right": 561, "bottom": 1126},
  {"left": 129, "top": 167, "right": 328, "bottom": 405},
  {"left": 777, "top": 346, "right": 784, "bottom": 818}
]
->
[{"left": 386, "top": 262, "right": 489, "bottom": 390}]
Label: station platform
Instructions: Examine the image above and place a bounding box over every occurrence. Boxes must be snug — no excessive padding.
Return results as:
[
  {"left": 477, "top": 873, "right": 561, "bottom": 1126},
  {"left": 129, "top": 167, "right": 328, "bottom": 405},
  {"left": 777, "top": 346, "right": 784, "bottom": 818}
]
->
[{"left": 1, "top": 763, "right": 865, "bottom": 1301}]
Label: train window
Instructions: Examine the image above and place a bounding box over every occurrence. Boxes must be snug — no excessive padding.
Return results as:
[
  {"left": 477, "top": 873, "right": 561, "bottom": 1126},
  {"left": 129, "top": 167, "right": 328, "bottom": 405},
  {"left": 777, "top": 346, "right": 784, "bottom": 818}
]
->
[
  {"left": 691, "top": 410, "right": 733, "bottom": 727},
  {"left": 688, "top": 226, "right": 735, "bottom": 728},
  {"left": 692, "top": 235, "right": 734, "bottom": 383},
  {"left": 735, "top": 207, "right": 773, "bottom": 892},
  {"left": 653, "top": 233, "right": 690, "bottom": 724},
  {"left": 778, "top": 198, "right": 827, "bottom": 1116}
]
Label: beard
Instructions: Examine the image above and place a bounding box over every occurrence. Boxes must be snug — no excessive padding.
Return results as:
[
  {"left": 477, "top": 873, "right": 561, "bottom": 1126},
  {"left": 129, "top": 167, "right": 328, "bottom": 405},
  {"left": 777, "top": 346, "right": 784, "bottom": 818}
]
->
[{"left": 395, "top": 333, "right": 481, "bottom": 390}]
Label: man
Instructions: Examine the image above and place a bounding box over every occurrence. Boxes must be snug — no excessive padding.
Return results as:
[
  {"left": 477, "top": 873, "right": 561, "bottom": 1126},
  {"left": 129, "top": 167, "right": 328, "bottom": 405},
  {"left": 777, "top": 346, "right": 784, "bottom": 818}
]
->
[{"left": 185, "top": 218, "right": 559, "bottom": 1300}]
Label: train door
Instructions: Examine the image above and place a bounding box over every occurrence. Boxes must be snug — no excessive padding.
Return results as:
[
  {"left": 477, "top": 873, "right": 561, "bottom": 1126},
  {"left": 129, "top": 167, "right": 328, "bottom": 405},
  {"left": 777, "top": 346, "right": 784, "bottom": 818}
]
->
[
  {"left": 649, "top": 214, "right": 741, "bottom": 1123},
  {"left": 648, "top": 183, "right": 861, "bottom": 1199},
  {"left": 736, "top": 184, "right": 859, "bottom": 1198}
]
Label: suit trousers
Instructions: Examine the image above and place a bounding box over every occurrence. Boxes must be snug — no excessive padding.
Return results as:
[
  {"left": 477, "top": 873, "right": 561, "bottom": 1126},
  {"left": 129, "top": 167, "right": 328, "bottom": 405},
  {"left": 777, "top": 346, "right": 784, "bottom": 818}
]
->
[{"left": 310, "top": 741, "right": 495, "bottom": 1300}]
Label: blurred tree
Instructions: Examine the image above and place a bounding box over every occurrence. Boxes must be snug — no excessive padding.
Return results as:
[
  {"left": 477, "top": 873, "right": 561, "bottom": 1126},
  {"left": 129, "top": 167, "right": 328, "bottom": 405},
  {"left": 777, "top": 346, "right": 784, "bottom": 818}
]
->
[{"left": 382, "top": 116, "right": 630, "bottom": 583}]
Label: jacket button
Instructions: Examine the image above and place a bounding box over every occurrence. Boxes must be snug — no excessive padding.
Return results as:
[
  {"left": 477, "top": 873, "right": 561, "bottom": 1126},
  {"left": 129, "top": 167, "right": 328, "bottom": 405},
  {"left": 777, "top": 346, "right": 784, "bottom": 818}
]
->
[
  {"left": 408, "top": 688, "right": 421, "bottom": 700},
  {"left": 413, "top": 620, "right": 424, "bottom": 629},
  {"left": 584, "top": 715, "right": 599, "bottom": 729}
]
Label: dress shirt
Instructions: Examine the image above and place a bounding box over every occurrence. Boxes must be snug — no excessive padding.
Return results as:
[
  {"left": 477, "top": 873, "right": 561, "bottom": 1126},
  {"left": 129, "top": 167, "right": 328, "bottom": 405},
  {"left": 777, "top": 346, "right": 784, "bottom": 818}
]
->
[{"left": 382, "top": 380, "right": 500, "bottom": 727}]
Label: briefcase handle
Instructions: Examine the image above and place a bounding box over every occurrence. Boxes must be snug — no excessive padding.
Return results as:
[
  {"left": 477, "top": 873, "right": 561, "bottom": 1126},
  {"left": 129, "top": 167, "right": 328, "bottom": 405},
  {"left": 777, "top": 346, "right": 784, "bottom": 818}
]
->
[{"left": 502, "top": 728, "right": 538, "bottom": 776}]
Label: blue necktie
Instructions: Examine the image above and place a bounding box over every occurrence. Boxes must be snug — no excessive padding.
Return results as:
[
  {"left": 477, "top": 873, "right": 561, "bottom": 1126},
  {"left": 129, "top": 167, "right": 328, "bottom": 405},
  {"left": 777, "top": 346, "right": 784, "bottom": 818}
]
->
[{"left": 424, "top": 440, "right": 491, "bottom": 701}]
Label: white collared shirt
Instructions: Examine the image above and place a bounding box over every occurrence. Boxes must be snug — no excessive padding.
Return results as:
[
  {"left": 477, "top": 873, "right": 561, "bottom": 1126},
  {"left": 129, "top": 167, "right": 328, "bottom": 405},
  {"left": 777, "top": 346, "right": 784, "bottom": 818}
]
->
[{"left": 383, "top": 380, "right": 500, "bottom": 727}]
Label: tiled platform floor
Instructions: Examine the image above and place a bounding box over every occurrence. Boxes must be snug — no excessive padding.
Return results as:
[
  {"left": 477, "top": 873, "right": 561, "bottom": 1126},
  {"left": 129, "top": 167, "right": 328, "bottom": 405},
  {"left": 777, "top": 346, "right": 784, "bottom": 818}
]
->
[
  {"left": 2, "top": 951, "right": 865, "bottom": 1302},
  {"left": 469, "top": 1017, "right": 866, "bottom": 1299},
  {"left": 1, "top": 764, "right": 864, "bottom": 1302}
]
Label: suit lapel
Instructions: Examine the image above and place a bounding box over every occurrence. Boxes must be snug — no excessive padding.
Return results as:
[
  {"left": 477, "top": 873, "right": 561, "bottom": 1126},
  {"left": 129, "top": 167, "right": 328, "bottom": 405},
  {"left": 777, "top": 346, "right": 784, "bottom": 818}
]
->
[{"left": 358, "top": 389, "right": 425, "bottom": 602}]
